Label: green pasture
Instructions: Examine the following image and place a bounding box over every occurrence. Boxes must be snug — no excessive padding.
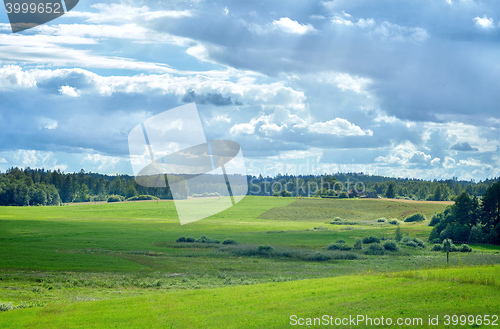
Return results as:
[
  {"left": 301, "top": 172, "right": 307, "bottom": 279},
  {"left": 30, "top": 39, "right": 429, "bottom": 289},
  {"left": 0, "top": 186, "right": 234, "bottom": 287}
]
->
[{"left": 0, "top": 196, "right": 498, "bottom": 327}]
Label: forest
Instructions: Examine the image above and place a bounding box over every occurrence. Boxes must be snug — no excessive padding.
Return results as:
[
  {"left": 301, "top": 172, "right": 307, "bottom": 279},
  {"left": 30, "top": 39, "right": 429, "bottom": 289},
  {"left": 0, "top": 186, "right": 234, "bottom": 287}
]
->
[{"left": 0, "top": 167, "right": 498, "bottom": 206}]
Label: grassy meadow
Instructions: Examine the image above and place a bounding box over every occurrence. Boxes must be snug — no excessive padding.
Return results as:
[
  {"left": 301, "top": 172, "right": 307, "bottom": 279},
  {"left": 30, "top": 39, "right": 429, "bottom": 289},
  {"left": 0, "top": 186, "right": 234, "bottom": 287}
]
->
[{"left": 0, "top": 196, "right": 499, "bottom": 328}]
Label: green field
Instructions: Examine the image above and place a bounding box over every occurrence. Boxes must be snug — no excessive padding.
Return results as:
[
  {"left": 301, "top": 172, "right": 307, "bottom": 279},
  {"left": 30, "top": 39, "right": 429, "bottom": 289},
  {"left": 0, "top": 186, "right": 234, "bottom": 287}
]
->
[{"left": 1, "top": 197, "right": 499, "bottom": 328}]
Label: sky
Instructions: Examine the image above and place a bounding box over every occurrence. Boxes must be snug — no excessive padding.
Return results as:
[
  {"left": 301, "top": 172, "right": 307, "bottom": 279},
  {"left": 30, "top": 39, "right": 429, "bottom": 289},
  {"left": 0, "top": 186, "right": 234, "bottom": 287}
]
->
[{"left": 0, "top": 0, "right": 498, "bottom": 181}]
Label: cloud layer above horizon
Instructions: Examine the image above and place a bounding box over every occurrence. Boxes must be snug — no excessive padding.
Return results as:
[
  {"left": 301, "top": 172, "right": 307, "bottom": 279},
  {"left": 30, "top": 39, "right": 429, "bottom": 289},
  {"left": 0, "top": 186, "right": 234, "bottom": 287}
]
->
[{"left": 0, "top": 0, "right": 498, "bottom": 181}]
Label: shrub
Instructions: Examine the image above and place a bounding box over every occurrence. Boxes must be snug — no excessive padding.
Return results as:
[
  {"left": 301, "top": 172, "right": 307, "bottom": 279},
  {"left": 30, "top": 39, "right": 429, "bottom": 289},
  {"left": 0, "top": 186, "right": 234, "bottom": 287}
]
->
[
  {"left": 383, "top": 240, "right": 399, "bottom": 251},
  {"left": 107, "top": 195, "right": 123, "bottom": 203},
  {"left": 401, "top": 236, "right": 426, "bottom": 248},
  {"left": 429, "top": 214, "right": 441, "bottom": 226},
  {"left": 185, "top": 237, "right": 196, "bottom": 242},
  {"left": 388, "top": 219, "right": 400, "bottom": 225},
  {"left": 222, "top": 239, "right": 238, "bottom": 245},
  {"left": 335, "top": 239, "right": 345, "bottom": 244},
  {"left": 307, "top": 252, "right": 331, "bottom": 261},
  {"left": 126, "top": 195, "right": 159, "bottom": 201},
  {"left": 450, "top": 244, "right": 458, "bottom": 252},
  {"left": 395, "top": 226, "right": 403, "bottom": 241},
  {"left": 258, "top": 245, "right": 274, "bottom": 252},
  {"left": 404, "top": 213, "right": 426, "bottom": 223},
  {"left": 405, "top": 241, "right": 419, "bottom": 248},
  {"left": 338, "top": 192, "right": 349, "bottom": 199},
  {"left": 459, "top": 244, "right": 472, "bottom": 253},
  {"left": 377, "top": 218, "right": 386, "bottom": 223},
  {"left": 362, "top": 236, "right": 380, "bottom": 244},
  {"left": 176, "top": 236, "right": 186, "bottom": 243},
  {"left": 431, "top": 244, "right": 443, "bottom": 251},
  {"left": 364, "top": 243, "right": 385, "bottom": 255},
  {"left": 196, "top": 235, "right": 220, "bottom": 244},
  {"left": 327, "top": 243, "right": 351, "bottom": 251},
  {"left": 332, "top": 217, "right": 342, "bottom": 222},
  {"left": 353, "top": 239, "right": 363, "bottom": 250}
]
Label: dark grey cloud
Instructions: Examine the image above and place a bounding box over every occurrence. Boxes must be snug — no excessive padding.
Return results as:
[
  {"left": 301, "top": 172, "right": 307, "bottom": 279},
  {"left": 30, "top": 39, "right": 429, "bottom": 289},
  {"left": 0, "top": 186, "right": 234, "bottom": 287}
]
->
[
  {"left": 181, "top": 90, "right": 240, "bottom": 106},
  {"left": 451, "top": 142, "right": 479, "bottom": 152}
]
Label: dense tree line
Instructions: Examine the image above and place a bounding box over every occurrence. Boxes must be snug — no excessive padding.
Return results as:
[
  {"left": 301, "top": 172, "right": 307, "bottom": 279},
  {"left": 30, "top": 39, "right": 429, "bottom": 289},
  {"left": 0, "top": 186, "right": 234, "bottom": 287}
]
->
[
  {"left": 0, "top": 168, "right": 185, "bottom": 206},
  {"left": 428, "top": 182, "right": 500, "bottom": 245},
  {"left": 247, "top": 173, "right": 498, "bottom": 200},
  {"left": 0, "top": 168, "right": 498, "bottom": 206}
]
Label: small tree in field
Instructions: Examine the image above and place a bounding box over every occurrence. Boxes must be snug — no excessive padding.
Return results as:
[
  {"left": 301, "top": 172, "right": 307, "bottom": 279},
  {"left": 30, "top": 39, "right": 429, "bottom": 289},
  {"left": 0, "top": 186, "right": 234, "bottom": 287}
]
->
[
  {"left": 395, "top": 226, "right": 403, "bottom": 241},
  {"left": 443, "top": 238, "right": 452, "bottom": 264}
]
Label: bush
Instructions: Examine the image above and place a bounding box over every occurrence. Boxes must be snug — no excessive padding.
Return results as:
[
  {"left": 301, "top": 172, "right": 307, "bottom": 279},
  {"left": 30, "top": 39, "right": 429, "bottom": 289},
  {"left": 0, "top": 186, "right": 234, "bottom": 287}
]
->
[
  {"left": 377, "top": 218, "right": 386, "bottom": 223},
  {"left": 431, "top": 244, "right": 443, "bottom": 251},
  {"left": 176, "top": 236, "right": 186, "bottom": 243},
  {"left": 326, "top": 243, "right": 351, "bottom": 251},
  {"left": 353, "top": 239, "right": 363, "bottom": 250},
  {"left": 404, "top": 213, "right": 426, "bottom": 223},
  {"left": 459, "top": 244, "right": 472, "bottom": 252},
  {"left": 258, "top": 245, "right": 274, "bottom": 252},
  {"left": 405, "top": 241, "right": 419, "bottom": 248},
  {"left": 395, "top": 226, "right": 403, "bottom": 241},
  {"left": 388, "top": 219, "right": 400, "bottom": 225},
  {"left": 222, "top": 239, "right": 238, "bottom": 245},
  {"left": 339, "top": 192, "right": 349, "bottom": 199},
  {"left": 401, "top": 236, "right": 426, "bottom": 248},
  {"left": 332, "top": 217, "right": 342, "bottom": 222},
  {"left": 107, "top": 195, "right": 124, "bottom": 203},
  {"left": 185, "top": 237, "right": 196, "bottom": 242},
  {"left": 362, "top": 236, "right": 380, "bottom": 244},
  {"left": 307, "top": 252, "right": 331, "bottom": 261},
  {"left": 335, "top": 239, "right": 346, "bottom": 244},
  {"left": 126, "top": 195, "right": 159, "bottom": 201},
  {"left": 196, "top": 235, "right": 220, "bottom": 244},
  {"left": 429, "top": 214, "right": 441, "bottom": 226},
  {"left": 364, "top": 243, "right": 385, "bottom": 255},
  {"left": 383, "top": 240, "right": 399, "bottom": 251}
]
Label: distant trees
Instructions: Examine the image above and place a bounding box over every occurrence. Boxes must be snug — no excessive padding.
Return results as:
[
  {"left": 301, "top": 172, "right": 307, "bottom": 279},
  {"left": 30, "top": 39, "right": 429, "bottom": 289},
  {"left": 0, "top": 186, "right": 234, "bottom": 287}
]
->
[
  {"left": 0, "top": 169, "right": 60, "bottom": 206},
  {"left": 385, "top": 182, "right": 396, "bottom": 198},
  {"left": 429, "top": 182, "right": 500, "bottom": 245}
]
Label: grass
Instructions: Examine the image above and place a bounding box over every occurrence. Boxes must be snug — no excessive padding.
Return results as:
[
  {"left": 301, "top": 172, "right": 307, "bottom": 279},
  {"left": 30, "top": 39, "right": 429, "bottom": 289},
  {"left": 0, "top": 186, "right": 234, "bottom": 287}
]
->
[
  {"left": 0, "top": 265, "right": 498, "bottom": 328},
  {"left": 0, "top": 196, "right": 499, "bottom": 328}
]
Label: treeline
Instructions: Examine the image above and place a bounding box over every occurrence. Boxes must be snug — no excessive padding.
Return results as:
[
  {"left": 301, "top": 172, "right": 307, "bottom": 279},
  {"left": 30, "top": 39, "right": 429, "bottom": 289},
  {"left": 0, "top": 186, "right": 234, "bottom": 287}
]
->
[
  {"left": 428, "top": 182, "right": 500, "bottom": 245},
  {"left": 0, "top": 167, "right": 498, "bottom": 206},
  {"left": 0, "top": 168, "right": 182, "bottom": 206},
  {"left": 248, "top": 173, "right": 498, "bottom": 200}
]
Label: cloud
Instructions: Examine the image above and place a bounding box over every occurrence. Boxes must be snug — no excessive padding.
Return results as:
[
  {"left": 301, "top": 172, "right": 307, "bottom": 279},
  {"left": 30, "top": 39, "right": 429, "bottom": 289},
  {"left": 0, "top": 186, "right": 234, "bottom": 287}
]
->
[
  {"left": 474, "top": 15, "right": 494, "bottom": 29},
  {"left": 229, "top": 122, "right": 255, "bottom": 135},
  {"left": 309, "top": 118, "right": 373, "bottom": 137},
  {"left": 372, "top": 21, "right": 429, "bottom": 43},
  {"left": 451, "top": 142, "right": 478, "bottom": 151},
  {"left": 58, "top": 85, "right": 80, "bottom": 97},
  {"left": 67, "top": 3, "right": 192, "bottom": 24},
  {"left": 0, "top": 65, "right": 37, "bottom": 90},
  {"left": 272, "top": 17, "right": 316, "bottom": 34},
  {"left": 37, "top": 117, "right": 59, "bottom": 130},
  {"left": 182, "top": 91, "right": 237, "bottom": 106}
]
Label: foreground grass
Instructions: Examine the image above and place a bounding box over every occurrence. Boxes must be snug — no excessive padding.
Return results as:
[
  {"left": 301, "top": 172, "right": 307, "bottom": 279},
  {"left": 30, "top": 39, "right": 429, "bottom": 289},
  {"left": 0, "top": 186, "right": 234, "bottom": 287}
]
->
[
  {"left": 1, "top": 265, "right": 498, "bottom": 328},
  {"left": 0, "top": 197, "right": 498, "bottom": 328}
]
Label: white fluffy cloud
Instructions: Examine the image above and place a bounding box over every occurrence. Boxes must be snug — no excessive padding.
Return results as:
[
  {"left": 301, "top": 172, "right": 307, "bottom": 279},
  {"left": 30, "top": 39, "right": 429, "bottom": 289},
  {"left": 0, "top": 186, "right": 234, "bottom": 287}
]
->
[
  {"left": 272, "top": 17, "right": 316, "bottom": 34},
  {"left": 309, "top": 118, "right": 373, "bottom": 136},
  {"left": 474, "top": 15, "right": 494, "bottom": 29},
  {"left": 58, "top": 85, "right": 80, "bottom": 97}
]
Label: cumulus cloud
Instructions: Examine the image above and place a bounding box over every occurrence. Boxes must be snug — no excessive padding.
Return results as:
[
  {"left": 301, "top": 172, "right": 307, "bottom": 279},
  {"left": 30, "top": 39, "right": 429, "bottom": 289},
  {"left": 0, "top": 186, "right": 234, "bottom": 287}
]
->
[
  {"left": 58, "top": 85, "right": 80, "bottom": 97},
  {"left": 309, "top": 118, "right": 373, "bottom": 137},
  {"left": 272, "top": 17, "right": 316, "bottom": 34},
  {"left": 474, "top": 15, "right": 494, "bottom": 29},
  {"left": 0, "top": 65, "right": 37, "bottom": 90}
]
